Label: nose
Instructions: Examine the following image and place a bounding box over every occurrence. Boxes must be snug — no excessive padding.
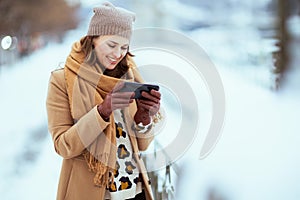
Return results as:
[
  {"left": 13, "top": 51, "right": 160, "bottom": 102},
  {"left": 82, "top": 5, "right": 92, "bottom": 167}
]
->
[{"left": 112, "top": 48, "right": 122, "bottom": 59}]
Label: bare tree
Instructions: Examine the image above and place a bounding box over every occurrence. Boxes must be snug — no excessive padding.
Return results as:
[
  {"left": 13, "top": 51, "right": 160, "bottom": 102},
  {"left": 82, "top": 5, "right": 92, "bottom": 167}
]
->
[{"left": 0, "top": 0, "right": 79, "bottom": 37}]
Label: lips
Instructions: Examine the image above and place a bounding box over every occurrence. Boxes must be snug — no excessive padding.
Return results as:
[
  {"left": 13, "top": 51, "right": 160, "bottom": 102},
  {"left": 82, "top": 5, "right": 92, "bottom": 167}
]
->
[{"left": 107, "top": 56, "right": 118, "bottom": 65}]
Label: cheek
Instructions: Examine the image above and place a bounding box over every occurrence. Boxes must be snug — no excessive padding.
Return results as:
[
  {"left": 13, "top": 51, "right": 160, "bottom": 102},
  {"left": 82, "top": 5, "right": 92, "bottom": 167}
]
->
[{"left": 95, "top": 47, "right": 108, "bottom": 61}]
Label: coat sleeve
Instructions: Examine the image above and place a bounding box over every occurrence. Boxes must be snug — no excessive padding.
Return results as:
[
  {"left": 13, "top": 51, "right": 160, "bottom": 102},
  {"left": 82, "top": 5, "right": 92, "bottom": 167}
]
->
[
  {"left": 46, "top": 69, "right": 110, "bottom": 159},
  {"left": 127, "top": 101, "right": 155, "bottom": 151},
  {"left": 135, "top": 129, "right": 154, "bottom": 151}
]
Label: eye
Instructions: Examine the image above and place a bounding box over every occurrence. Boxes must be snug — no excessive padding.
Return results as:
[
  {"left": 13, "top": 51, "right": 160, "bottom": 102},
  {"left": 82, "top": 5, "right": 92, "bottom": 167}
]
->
[
  {"left": 108, "top": 44, "right": 115, "bottom": 48},
  {"left": 121, "top": 46, "right": 128, "bottom": 51}
]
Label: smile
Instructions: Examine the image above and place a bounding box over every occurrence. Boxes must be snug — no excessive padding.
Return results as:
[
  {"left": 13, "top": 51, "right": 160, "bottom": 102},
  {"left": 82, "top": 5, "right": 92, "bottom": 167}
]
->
[{"left": 107, "top": 57, "right": 118, "bottom": 63}]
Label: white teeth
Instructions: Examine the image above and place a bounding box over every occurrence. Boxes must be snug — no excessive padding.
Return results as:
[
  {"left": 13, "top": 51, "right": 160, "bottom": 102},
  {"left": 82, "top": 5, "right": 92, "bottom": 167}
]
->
[{"left": 108, "top": 57, "right": 117, "bottom": 62}]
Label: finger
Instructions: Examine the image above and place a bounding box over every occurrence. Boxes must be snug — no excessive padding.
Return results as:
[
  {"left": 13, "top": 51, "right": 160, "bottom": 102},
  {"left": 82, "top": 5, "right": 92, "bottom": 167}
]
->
[
  {"left": 138, "top": 93, "right": 161, "bottom": 105},
  {"left": 112, "top": 102, "right": 133, "bottom": 110},
  {"left": 141, "top": 91, "right": 160, "bottom": 103},
  {"left": 138, "top": 99, "right": 157, "bottom": 107},
  {"left": 135, "top": 100, "right": 149, "bottom": 110},
  {"left": 112, "top": 81, "right": 125, "bottom": 92},
  {"left": 112, "top": 97, "right": 134, "bottom": 104},
  {"left": 112, "top": 92, "right": 134, "bottom": 99},
  {"left": 138, "top": 104, "right": 160, "bottom": 116},
  {"left": 137, "top": 100, "right": 160, "bottom": 110},
  {"left": 150, "top": 89, "right": 161, "bottom": 99}
]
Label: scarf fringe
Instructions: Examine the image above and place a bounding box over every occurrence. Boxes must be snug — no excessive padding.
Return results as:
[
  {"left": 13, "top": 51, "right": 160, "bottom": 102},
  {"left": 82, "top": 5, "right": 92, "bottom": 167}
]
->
[{"left": 83, "top": 151, "right": 114, "bottom": 187}]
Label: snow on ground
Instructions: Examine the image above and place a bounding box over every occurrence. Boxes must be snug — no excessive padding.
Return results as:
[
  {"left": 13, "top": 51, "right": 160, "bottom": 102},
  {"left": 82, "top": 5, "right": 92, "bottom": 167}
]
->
[
  {"left": 0, "top": 27, "right": 85, "bottom": 199},
  {"left": 175, "top": 65, "right": 300, "bottom": 200},
  {"left": 175, "top": 29, "right": 300, "bottom": 200}
]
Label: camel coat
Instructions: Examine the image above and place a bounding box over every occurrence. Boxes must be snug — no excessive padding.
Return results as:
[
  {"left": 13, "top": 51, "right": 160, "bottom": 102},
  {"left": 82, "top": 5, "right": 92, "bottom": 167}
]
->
[{"left": 46, "top": 69, "right": 154, "bottom": 200}]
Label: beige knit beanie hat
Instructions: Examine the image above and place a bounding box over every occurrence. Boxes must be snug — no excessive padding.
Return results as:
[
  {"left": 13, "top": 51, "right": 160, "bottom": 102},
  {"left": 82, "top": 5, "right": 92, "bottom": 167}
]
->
[{"left": 87, "top": 1, "right": 136, "bottom": 40}]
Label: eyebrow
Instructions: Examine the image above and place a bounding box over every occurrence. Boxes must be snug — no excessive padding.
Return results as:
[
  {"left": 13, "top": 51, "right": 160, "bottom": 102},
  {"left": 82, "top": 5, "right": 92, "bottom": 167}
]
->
[{"left": 108, "top": 40, "right": 129, "bottom": 47}]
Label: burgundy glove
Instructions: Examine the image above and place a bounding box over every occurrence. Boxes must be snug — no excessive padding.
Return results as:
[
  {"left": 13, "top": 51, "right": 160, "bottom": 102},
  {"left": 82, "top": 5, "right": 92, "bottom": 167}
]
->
[
  {"left": 134, "top": 89, "right": 161, "bottom": 125},
  {"left": 97, "top": 83, "right": 134, "bottom": 121}
]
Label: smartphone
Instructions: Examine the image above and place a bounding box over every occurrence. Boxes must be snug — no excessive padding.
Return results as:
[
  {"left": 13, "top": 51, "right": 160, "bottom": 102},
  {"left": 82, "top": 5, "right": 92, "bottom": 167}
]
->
[{"left": 119, "top": 82, "right": 160, "bottom": 99}]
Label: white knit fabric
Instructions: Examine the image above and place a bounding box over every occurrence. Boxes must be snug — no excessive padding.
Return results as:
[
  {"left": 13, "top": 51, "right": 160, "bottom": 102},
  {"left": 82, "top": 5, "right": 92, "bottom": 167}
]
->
[{"left": 104, "top": 109, "right": 142, "bottom": 200}]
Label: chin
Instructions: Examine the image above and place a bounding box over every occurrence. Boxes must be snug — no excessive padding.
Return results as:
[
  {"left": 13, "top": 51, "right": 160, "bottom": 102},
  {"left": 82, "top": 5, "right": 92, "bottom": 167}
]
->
[
  {"left": 105, "top": 64, "right": 117, "bottom": 70},
  {"left": 102, "top": 61, "right": 116, "bottom": 69}
]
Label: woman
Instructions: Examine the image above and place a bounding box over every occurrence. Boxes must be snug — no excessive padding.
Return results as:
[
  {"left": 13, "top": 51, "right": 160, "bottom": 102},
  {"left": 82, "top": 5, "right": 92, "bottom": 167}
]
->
[{"left": 46, "top": 2, "right": 161, "bottom": 200}]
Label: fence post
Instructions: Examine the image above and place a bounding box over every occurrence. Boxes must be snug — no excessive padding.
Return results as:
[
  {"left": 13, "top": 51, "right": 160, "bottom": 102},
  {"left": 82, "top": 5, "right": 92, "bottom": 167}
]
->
[{"left": 273, "top": 0, "right": 290, "bottom": 89}]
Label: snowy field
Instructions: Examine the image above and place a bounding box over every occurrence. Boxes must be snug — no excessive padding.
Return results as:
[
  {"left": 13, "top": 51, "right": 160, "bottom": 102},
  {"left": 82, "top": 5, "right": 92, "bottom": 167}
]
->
[
  {"left": 1, "top": 2, "right": 300, "bottom": 200},
  {"left": 0, "top": 28, "right": 85, "bottom": 199}
]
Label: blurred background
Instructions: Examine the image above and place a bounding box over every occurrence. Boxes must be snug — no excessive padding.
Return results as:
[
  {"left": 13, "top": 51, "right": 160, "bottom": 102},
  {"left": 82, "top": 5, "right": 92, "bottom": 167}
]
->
[{"left": 0, "top": 0, "right": 299, "bottom": 199}]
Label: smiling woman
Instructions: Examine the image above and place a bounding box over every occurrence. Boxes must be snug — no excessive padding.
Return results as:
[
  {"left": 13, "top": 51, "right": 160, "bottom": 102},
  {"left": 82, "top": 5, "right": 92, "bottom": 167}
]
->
[
  {"left": 79, "top": 35, "right": 134, "bottom": 79},
  {"left": 93, "top": 35, "right": 129, "bottom": 68},
  {"left": 46, "top": 1, "right": 162, "bottom": 200},
  {"left": 93, "top": 35, "right": 131, "bottom": 75}
]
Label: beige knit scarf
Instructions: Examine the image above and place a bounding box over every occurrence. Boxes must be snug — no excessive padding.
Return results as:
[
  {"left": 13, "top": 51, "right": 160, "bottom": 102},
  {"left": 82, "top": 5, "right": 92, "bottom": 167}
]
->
[{"left": 64, "top": 39, "right": 143, "bottom": 187}]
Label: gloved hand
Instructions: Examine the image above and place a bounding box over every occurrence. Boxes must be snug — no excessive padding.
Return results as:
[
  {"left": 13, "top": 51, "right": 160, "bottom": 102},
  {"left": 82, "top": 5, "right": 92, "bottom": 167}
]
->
[
  {"left": 134, "top": 89, "right": 161, "bottom": 125},
  {"left": 97, "top": 83, "right": 134, "bottom": 121}
]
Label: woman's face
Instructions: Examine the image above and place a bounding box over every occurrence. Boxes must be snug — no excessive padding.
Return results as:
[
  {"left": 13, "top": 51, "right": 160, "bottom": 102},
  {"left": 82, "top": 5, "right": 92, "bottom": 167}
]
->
[{"left": 93, "top": 35, "right": 129, "bottom": 70}]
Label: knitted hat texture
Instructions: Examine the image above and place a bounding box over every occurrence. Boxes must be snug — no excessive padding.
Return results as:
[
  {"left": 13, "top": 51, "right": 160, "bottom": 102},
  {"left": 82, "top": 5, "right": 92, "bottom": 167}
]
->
[{"left": 87, "top": 1, "right": 135, "bottom": 40}]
